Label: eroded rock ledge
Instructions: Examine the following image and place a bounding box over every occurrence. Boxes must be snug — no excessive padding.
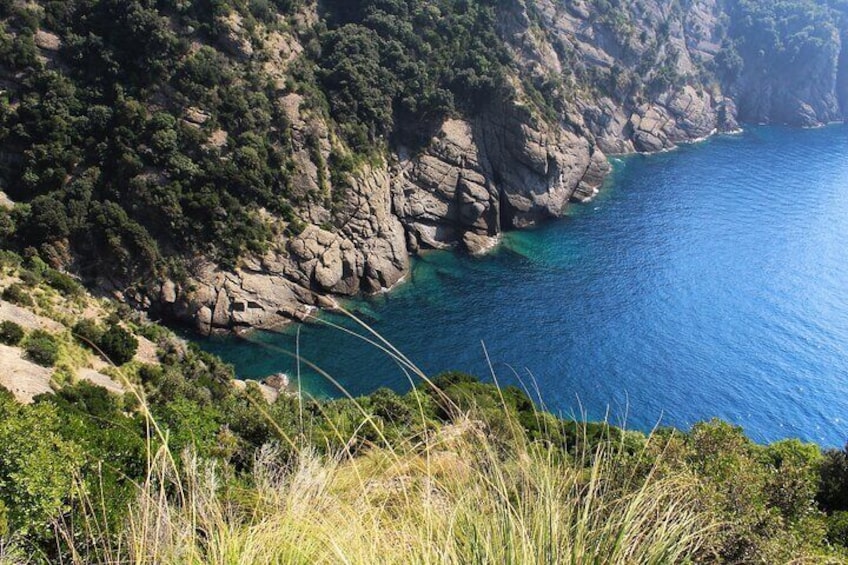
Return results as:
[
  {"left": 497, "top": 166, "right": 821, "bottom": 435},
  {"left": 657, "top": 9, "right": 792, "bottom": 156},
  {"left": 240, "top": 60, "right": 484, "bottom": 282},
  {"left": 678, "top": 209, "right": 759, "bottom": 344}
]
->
[
  {"left": 151, "top": 0, "right": 843, "bottom": 333},
  {"left": 161, "top": 89, "right": 741, "bottom": 334}
]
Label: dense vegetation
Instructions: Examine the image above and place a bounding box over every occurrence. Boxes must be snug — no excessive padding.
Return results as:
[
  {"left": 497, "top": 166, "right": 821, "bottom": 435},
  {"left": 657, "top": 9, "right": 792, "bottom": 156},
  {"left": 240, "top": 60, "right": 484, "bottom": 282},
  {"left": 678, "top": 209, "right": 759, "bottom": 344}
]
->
[
  {"left": 0, "top": 0, "right": 845, "bottom": 302},
  {"left": 0, "top": 0, "right": 514, "bottom": 292},
  {"left": 0, "top": 0, "right": 303, "bottom": 275},
  {"left": 316, "top": 0, "right": 510, "bottom": 150},
  {"left": 714, "top": 0, "right": 848, "bottom": 91},
  {"left": 1, "top": 356, "right": 848, "bottom": 562},
  {"left": 0, "top": 3, "right": 847, "bottom": 559},
  {"left": 0, "top": 232, "right": 845, "bottom": 562}
]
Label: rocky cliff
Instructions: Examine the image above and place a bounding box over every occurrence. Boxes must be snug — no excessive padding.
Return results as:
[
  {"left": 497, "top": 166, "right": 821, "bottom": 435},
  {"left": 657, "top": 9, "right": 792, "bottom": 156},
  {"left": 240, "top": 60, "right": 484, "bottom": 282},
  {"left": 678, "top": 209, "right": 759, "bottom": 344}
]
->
[
  {"left": 0, "top": 0, "right": 845, "bottom": 333},
  {"left": 158, "top": 0, "right": 848, "bottom": 333}
]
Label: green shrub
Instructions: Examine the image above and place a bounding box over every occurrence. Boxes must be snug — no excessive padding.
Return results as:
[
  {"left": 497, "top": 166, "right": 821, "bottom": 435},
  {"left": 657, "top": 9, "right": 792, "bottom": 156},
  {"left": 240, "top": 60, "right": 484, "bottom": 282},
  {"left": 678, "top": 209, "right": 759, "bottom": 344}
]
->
[
  {"left": 136, "top": 322, "right": 168, "bottom": 343},
  {"left": 0, "top": 320, "right": 25, "bottom": 345},
  {"left": 73, "top": 318, "right": 102, "bottom": 347},
  {"left": 369, "top": 387, "right": 413, "bottom": 425},
  {"left": 2, "top": 283, "right": 34, "bottom": 306},
  {"left": 827, "top": 511, "right": 848, "bottom": 546},
  {"left": 138, "top": 364, "right": 164, "bottom": 386},
  {"left": 44, "top": 269, "right": 82, "bottom": 297},
  {"left": 0, "top": 401, "right": 83, "bottom": 538},
  {"left": 98, "top": 324, "right": 138, "bottom": 365},
  {"left": 18, "top": 268, "right": 41, "bottom": 286},
  {"left": 0, "top": 250, "right": 22, "bottom": 272},
  {"left": 819, "top": 446, "right": 848, "bottom": 512},
  {"left": 24, "top": 330, "right": 60, "bottom": 367}
]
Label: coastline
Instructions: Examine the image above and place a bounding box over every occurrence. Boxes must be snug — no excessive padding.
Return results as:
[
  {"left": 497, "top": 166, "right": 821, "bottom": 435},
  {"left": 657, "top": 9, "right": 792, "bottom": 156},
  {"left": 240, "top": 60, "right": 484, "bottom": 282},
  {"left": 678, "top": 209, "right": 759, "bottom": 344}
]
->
[
  {"left": 194, "top": 123, "right": 771, "bottom": 384},
  {"left": 195, "top": 124, "right": 848, "bottom": 448}
]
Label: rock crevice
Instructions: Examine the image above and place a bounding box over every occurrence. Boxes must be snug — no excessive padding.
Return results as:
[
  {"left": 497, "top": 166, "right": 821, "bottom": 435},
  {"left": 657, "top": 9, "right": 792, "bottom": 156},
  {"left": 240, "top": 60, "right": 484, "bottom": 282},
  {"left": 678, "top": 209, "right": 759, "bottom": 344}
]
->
[{"left": 160, "top": 0, "right": 847, "bottom": 333}]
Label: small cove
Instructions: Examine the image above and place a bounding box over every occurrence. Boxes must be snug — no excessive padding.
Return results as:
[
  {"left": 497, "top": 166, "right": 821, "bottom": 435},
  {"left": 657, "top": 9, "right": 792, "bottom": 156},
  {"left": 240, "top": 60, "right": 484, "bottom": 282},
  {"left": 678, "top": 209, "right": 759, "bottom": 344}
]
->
[{"left": 200, "top": 125, "right": 848, "bottom": 447}]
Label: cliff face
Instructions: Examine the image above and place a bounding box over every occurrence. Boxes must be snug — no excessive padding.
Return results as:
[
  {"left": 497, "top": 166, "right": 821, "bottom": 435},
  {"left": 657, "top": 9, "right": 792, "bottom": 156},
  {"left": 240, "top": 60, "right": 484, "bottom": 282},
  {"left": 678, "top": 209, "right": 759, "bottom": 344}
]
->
[
  {"left": 725, "top": 2, "right": 845, "bottom": 126},
  {"left": 1, "top": 0, "right": 845, "bottom": 333},
  {"left": 162, "top": 0, "right": 848, "bottom": 333}
]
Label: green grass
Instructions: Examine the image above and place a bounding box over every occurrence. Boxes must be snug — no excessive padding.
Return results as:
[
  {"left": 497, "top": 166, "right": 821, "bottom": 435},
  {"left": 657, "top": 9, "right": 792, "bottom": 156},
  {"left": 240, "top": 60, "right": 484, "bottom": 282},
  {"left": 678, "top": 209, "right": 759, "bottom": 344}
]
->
[
  {"left": 60, "top": 421, "right": 715, "bottom": 564},
  {"left": 0, "top": 305, "right": 843, "bottom": 563},
  {"left": 44, "top": 308, "right": 717, "bottom": 564}
]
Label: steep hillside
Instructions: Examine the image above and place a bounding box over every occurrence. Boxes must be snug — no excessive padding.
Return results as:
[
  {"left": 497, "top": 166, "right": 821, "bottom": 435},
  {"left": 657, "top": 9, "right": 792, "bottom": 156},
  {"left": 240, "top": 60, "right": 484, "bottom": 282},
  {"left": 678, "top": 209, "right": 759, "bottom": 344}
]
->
[{"left": 0, "top": 0, "right": 845, "bottom": 333}]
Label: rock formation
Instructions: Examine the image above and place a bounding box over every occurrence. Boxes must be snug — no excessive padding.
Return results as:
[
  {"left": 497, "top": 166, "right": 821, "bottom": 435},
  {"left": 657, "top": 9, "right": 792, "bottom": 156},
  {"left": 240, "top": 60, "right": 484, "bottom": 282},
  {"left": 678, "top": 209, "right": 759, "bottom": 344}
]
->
[
  {"left": 158, "top": 0, "right": 848, "bottom": 333},
  {"left": 5, "top": 0, "right": 844, "bottom": 333}
]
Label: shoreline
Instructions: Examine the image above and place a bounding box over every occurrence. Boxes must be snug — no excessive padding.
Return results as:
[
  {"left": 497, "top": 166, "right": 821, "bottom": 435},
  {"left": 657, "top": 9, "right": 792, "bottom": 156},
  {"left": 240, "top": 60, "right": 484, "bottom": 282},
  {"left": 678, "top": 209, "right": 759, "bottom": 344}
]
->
[
  {"left": 198, "top": 126, "right": 743, "bottom": 380},
  {"left": 192, "top": 124, "right": 848, "bottom": 448},
  {"left": 198, "top": 124, "right": 758, "bottom": 351}
]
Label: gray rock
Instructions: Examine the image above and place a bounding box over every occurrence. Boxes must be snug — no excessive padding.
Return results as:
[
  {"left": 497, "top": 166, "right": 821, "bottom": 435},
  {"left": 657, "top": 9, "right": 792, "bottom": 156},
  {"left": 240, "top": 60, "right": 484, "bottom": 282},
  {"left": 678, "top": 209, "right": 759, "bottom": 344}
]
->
[{"left": 147, "top": 0, "right": 848, "bottom": 333}]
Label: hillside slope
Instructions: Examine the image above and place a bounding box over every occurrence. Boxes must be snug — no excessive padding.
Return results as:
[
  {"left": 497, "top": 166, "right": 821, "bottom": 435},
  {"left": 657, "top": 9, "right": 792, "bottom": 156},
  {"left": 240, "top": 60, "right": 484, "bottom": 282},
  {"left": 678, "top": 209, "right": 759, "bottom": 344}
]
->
[{"left": 0, "top": 0, "right": 845, "bottom": 332}]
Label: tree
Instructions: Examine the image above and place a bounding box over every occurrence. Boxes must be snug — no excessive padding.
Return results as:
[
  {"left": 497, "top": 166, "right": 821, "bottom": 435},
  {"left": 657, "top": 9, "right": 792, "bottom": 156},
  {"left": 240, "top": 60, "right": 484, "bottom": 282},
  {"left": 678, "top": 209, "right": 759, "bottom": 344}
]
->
[
  {"left": 24, "top": 330, "right": 59, "bottom": 367},
  {"left": 2, "top": 283, "right": 33, "bottom": 307},
  {"left": 0, "top": 401, "right": 83, "bottom": 538},
  {"left": 819, "top": 446, "right": 848, "bottom": 512},
  {"left": 97, "top": 324, "right": 138, "bottom": 365},
  {"left": 0, "top": 320, "right": 24, "bottom": 346}
]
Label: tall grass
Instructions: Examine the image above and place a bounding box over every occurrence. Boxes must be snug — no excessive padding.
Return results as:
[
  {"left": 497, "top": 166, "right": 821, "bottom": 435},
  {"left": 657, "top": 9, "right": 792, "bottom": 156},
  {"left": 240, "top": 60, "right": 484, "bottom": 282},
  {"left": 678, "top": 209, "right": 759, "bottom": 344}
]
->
[
  {"left": 56, "top": 309, "right": 718, "bottom": 564},
  {"left": 61, "top": 424, "right": 715, "bottom": 564}
]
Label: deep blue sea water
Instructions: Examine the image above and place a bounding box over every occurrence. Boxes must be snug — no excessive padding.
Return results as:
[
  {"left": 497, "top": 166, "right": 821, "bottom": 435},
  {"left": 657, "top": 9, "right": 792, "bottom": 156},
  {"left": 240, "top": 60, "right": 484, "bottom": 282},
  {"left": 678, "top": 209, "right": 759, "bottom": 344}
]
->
[{"left": 201, "top": 126, "right": 848, "bottom": 447}]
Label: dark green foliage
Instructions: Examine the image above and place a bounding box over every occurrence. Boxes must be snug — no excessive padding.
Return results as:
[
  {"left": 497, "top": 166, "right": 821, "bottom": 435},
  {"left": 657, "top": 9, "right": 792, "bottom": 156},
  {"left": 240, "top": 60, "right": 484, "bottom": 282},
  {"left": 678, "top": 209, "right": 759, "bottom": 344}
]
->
[
  {"left": 0, "top": 0, "right": 295, "bottom": 282},
  {"left": 25, "top": 195, "right": 70, "bottom": 243},
  {"left": 716, "top": 0, "right": 845, "bottom": 119},
  {"left": 24, "top": 329, "right": 59, "bottom": 366},
  {"left": 97, "top": 324, "right": 138, "bottom": 365},
  {"left": 0, "top": 320, "right": 24, "bottom": 345},
  {"left": 318, "top": 25, "right": 396, "bottom": 147},
  {"left": 369, "top": 387, "right": 413, "bottom": 426},
  {"left": 827, "top": 511, "right": 848, "bottom": 546},
  {"left": 760, "top": 439, "right": 823, "bottom": 522},
  {"left": 819, "top": 445, "right": 848, "bottom": 512},
  {"left": 317, "top": 0, "right": 510, "bottom": 150},
  {"left": 74, "top": 319, "right": 138, "bottom": 364},
  {"left": 727, "top": 0, "right": 836, "bottom": 71},
  {"left": 2, "top": 282, "right": 33, "bottom": 306},
  {"left": 0, "top": 324, "right": 844, "bottom": 560},
  {"left": 44, "top": 269, "right": 82, "bottom": 296},
  {"left": 72, "top": 318, "right": 101, "bottom": 346}
]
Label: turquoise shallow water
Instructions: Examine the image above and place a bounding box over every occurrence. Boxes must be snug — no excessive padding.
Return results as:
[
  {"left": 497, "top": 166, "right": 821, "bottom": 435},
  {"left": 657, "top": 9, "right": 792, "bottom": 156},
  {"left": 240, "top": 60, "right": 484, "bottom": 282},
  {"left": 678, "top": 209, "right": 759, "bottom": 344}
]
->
[{"left": 201, "top": 125, "right": 848, "bottom": 447}]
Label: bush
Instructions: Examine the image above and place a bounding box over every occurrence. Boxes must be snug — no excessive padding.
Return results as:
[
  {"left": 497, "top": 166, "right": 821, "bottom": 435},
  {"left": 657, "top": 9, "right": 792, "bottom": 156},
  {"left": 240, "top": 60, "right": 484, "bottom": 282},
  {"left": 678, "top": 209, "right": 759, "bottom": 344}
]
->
[
  {"left": 2, "top": 283, "right": 34, "bottom": 306},
  {"left": 827, "top": 511, "right": 848, "bottom": 546},
  {"left": 0, "top": 250, "right": 22, "bottom": 272},
  {"left": 18, "top": 269, "right": 41, "bottom": 286},
  {"left": 818, "top": 446, "right": 848, "bottom": 512},
  {"left": 72, "top": 318, "right": 102, "bottom": 347},
  {"left": 0, "top": 320, "right": 25, "bottom": 346},
  {"left": 44, "top": 269, "right": 83, "bottom": 297},
  {"left": 24, "top": 330, "right": 60, "bottom": 367},
  {"left": 98, "top": 324, "right": 138, "bottom": 365},
  {"left": 369, "top": 387, "right": 412, "bottom": 425},
  {"left": 136, "top": 322, "right": 168, "bottom": 343}
]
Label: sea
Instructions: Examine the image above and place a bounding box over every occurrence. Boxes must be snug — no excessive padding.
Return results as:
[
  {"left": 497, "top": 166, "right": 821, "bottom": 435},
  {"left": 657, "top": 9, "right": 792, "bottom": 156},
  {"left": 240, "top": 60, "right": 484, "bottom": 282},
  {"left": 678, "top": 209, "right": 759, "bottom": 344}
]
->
[{"left": 200, "top": 125, "right": 848, "bottom": 447}]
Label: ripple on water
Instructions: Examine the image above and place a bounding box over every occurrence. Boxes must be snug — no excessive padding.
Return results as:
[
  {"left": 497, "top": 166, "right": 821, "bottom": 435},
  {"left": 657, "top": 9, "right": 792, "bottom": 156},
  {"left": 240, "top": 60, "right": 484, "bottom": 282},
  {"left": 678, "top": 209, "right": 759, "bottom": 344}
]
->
[{"left": 200, "top": 125, "right": 848, "bottom": 447}]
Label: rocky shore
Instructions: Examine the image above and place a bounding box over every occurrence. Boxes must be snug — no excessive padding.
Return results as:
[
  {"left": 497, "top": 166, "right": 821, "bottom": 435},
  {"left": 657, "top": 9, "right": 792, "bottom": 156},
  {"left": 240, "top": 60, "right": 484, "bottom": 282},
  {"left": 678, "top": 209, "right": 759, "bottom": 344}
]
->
[{"left": 142, "top": 0, "right": 846, "bottom": 334}]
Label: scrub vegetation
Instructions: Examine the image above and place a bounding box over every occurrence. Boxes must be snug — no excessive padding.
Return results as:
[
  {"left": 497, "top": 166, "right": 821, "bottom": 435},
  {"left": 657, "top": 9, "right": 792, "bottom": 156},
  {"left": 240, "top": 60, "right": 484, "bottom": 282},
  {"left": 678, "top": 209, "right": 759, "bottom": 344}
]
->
[
  {"left": 0, "top": 0, "right": 844, "bottom": 291},
  {"left": 0, "top": 298, "right": 846, "bottom": 563},
  {"left": 0, "top": 1, "right": 847, "bottom": 562}
]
